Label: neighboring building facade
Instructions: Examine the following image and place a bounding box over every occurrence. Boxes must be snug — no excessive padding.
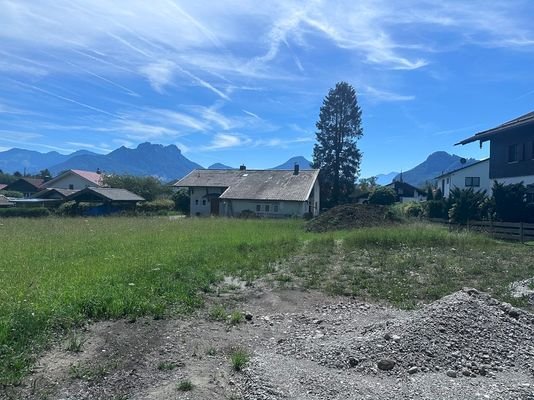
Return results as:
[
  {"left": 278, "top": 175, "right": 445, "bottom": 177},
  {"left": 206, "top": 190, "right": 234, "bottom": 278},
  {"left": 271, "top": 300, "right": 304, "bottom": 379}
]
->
[
  {"left": 457, "top": 112, "right": 534, "bottom": 187},
  {"left": 174, "top": 166, "right": 320, "bottom": 218},
  {"left": 3, "top": 178, "right": 44, "bottom": 197},
  {"left": 435, "top": 159, "right": 490, "bottom": 198},
  {"left": 42, "top": 169, "right": 103, "bottom": 190},
  {"left": 384, "top": 180, "right": 426, "bottom": 203}
]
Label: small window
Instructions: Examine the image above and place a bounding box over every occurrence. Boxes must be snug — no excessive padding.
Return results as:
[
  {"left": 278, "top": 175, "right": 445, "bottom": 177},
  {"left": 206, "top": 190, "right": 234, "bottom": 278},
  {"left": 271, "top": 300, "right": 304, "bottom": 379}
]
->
[
  {"left": 256, "top": 204, "right": 261, "bottom": 212},
  {"left": 274, "top": 204, "right": 279, "bottom": 212},
  {"left": 202, "top": 199, "right": 206, "bottom": 206},
  {"left": 195, "top": 199, "right": 199, "bottom": 205},
  {"left": 446, "top": 178, "right": 450, "bottom": 184},
  {"left": 69, "top": 184, "right": 74, "bottom": 190},
  {"left": 265, "top": 204, "right": 270, "bottom": 212},
  {"left": 191, "top": 188, "right": 194, "bottom": 194},
  {"left": 508, "top": 144, "right": 524, "bottom": 162},
  {"left": 465, "top": 177, "right": 480, "bottom": 187}
]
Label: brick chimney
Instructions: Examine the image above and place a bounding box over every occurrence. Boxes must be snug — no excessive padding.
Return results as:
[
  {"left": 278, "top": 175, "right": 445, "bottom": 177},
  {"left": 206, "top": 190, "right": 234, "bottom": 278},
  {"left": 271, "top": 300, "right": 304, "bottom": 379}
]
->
[
  {"left": 239, "top": 164, "right": 246, "bottom": 171},
  {"left": 293, "top": 163, "right": 300, "bottom": 175}
]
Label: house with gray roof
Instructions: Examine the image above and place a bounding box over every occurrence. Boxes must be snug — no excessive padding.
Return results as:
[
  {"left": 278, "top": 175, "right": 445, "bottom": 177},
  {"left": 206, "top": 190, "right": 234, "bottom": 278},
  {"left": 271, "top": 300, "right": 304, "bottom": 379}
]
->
[{"left": 174, "top": 165, "right": 320, "bottom": 218}]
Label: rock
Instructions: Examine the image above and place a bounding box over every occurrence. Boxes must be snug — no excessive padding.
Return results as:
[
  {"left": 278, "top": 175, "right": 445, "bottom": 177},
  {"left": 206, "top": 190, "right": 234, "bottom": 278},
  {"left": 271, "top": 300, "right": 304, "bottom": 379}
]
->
[
  {"left": 446, "top": 370, "right": 457, "bottom": 378},
  {"left": 348, "top": 357, "right": 359, "bottom": 368},
  {"left": 377, "top": 359, "right": 396, "bottom": 371},
  {"left": 407, "top": 366, "right": 419, "bottom": 374},
  {"left": 244, "top": 313, "right": 253, "bottom": 321}
]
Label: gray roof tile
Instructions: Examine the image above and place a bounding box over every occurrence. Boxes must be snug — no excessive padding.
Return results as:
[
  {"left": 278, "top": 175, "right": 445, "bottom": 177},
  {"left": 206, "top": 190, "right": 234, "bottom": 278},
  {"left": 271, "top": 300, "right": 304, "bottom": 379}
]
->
[{"left": 175, "top": 169, "right": 319, "bottom": 201}]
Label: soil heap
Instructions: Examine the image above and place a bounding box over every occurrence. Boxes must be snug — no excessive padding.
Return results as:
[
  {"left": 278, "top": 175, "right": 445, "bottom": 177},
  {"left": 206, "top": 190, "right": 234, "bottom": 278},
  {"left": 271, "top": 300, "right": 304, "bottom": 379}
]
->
[{"left": 306, "top": 204, "right": 397, "bottom": 232}]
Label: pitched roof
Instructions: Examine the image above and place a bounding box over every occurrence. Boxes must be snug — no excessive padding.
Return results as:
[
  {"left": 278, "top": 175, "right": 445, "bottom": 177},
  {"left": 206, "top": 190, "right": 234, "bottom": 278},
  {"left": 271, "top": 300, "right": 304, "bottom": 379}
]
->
[
  {"left": 32, "top": 188, "right": 79, "bottom": 199},
  {"left": 434, "top": 158, "right": 489, "bottom": 179},
  {"left": 0, "top": 194, "right": 13, "bottom": 205},
  {"left": 3, "top": 177, "right": 44, "bottom": 191},
  {"left": 43, "top": 169, "right": 103, "bottom": 188},
  {"left": 66, "top": 187, "right": 144, "bottom": 202},
  {"left": 176, "top": 169, "right": 320, "bottom": 202},
  {"left": 456, "top": 111, "right": 534, "bottom": 145}
]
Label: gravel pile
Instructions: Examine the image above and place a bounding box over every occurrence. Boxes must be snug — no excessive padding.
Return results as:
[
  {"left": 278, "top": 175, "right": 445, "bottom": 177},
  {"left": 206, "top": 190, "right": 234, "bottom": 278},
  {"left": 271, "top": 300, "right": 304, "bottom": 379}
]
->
[{"left": 238, "top": 289, "right": 534, "bottom": 399}]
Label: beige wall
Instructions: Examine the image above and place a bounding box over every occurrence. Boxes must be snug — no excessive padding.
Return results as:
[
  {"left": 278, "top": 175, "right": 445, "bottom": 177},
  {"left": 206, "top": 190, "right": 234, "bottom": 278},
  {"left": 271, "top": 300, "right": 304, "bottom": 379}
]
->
[
  {"left": 47, "top": 174, "right": 95, "bottom": 190},
  {"left": 189, "top": 186, "right": 225, "bottom": 216}
]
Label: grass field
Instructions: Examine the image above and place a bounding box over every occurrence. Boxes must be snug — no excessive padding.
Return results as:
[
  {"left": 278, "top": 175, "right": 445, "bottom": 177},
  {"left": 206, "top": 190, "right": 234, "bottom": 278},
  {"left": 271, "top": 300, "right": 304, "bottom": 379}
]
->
[{"left": 1, "top": 217, "right": 533, "bottom": 384}]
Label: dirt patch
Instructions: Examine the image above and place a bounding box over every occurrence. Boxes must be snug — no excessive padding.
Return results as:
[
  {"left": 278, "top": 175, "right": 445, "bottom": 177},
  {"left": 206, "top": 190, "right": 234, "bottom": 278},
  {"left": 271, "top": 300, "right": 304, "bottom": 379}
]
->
[
  {"left": 3, "top": 287, "right": 534, "bottom": 400},
  {"left": 306, "top": 204, "right": 398, "bottom": 232}
]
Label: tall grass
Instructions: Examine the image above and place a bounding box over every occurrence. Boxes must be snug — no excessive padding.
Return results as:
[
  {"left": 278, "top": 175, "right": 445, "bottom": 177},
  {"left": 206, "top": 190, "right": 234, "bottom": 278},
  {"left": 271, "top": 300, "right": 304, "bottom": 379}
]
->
[{"left": 0, "top": 217, "right": 304, "bottom": 384}]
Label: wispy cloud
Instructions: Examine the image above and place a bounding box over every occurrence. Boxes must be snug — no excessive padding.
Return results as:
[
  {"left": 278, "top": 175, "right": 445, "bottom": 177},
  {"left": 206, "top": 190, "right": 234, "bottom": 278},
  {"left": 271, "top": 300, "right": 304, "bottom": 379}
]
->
[
  {"left": 363, "top": 85, "right": 415, "bottom": 102},
  {"left": 139, "top": 60, "right": 176, "bottom": 93},
  {"left": 204, "top": 133, "right": 251, "bottom": 150}
]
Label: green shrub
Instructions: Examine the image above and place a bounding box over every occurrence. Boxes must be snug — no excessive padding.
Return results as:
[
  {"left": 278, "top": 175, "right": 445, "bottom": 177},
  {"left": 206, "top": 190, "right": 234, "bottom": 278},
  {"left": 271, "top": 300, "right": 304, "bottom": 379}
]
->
[
  {"left": 0, "top": 190, "right": 23, "bottom": 198},
  {"left": 492, "top": 181, "right": 527, "bottom": 222},
  {"left": 171, "top": 189, "right": 190, "bottom": 214},
  {"left": 137, "top": 199, "right": 174, "bottom": 214},
  {"left": 448, "top": 187, "right": 487, "bottom": 224},
  {"left": 56, "top": 201, "right": 77, "bottom": 216},
  {"left": 368, "top": 187, "right": 396, "bottom": 205},
  {"left": 395, "top": 202, "right": 424, "bottom": 218},
  {"left": 424, "top": 199, "right": 449, "bottom": 219},
  {"left": 0, "top": 208, "right": 50, "bottom": 218}
]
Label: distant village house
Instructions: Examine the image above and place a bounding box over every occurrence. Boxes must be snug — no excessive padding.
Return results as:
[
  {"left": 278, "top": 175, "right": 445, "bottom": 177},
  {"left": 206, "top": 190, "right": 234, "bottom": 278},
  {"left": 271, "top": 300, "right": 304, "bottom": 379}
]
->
[{"left": 174, "top": 165, "right": 320, "bottom": 218}]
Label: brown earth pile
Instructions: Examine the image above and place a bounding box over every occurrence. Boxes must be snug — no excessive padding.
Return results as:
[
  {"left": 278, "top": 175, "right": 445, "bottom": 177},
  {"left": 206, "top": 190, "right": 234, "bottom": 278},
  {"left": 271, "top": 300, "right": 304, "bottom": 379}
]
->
[{"left": 306, "top": 204, "right": 398, "bottom": 232}]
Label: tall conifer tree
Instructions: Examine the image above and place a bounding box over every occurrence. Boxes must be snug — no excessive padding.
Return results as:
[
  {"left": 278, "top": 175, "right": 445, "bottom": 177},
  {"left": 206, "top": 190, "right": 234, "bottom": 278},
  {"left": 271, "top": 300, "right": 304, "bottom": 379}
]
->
[{"left": 313, "top": 82, "right": 363, "bottom": 207}]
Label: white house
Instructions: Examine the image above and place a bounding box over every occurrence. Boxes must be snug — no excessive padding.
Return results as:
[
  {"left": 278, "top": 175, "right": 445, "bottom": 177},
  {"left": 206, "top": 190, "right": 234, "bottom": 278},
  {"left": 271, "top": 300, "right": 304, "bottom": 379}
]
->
[
  {"left": 435, "top": 159, "right": 490, "bottom": 198},
  {"left": 42, "top": 169, "right": 103, "bottom": 190},
  {"left": 174, "top": 165, "right": 320, "bottom": 218}
]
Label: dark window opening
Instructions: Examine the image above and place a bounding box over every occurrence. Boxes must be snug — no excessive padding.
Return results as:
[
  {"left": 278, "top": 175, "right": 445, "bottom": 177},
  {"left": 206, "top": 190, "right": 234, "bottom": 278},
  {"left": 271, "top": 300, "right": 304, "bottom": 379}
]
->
[
  {"left": 69, "top": 184, "right": 74, "bottom": 190},
  {"left": 265, "top": 204, "right": 270, "bottom": 212},
  {"left": 256, "top": 204, "right": 261, "bottom": 212},
  {"left": 465, "top": 177, "right": 480, "bottom": 187}
]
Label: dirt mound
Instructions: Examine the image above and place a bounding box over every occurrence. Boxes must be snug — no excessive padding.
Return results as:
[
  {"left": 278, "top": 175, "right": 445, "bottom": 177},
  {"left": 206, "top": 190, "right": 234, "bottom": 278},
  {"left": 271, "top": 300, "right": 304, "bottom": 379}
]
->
[{"left": 306, "top": 204, "right": 397, "bottom": 232}]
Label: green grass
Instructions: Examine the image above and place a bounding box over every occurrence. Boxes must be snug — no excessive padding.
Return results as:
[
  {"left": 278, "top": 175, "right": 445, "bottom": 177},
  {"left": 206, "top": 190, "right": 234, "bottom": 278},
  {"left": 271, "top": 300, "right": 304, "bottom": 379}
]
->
[
  {"left": 230, "top": 348, "right": 250, "bottom": 371},
  {"left": 176, "top": 379, "right": 194, "bottom": 391},
  {"left": 1, "top": 217, "right": 533, "bottom": 385},
  {"left": 0, "top": 217, "right": 305, "bottom": 384}
]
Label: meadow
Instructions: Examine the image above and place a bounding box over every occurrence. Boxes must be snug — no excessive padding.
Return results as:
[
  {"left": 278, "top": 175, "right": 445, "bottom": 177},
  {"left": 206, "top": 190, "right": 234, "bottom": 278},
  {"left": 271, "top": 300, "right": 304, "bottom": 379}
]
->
[{"left": 1, "top": 216, "right": 533, "bottom": 384}]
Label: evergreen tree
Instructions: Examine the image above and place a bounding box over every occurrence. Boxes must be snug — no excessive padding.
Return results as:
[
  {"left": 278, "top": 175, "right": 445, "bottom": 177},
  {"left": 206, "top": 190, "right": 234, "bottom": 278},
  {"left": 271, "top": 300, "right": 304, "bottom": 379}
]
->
[{"left": 313, "top": 82, "right": 363, "bottom": 207}]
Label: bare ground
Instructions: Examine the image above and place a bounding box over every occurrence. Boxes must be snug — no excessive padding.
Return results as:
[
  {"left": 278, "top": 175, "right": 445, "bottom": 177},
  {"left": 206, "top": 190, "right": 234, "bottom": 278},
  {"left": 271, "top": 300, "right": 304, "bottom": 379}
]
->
[{"left": 3, "top": 280, "right": 534, "bottom": 400}]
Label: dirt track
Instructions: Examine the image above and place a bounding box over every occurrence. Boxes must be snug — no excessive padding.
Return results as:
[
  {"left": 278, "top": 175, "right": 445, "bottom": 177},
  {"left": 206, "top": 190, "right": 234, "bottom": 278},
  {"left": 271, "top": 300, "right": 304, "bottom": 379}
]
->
[{"left": 4, "top": 284, "right": 534, "bottom": 400}]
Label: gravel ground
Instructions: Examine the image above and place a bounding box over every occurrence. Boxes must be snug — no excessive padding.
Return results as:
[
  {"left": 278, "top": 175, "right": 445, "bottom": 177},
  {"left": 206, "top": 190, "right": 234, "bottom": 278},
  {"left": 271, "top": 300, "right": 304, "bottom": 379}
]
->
[{"left": 4, "top": 287, "right": 534, "bottom": 400}]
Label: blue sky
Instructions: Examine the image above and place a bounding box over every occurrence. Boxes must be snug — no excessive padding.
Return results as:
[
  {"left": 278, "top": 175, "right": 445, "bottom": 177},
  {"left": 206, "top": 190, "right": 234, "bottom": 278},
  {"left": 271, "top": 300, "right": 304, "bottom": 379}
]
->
[{"left": 0, "top": 1, "right": 533, "bottom": 177}]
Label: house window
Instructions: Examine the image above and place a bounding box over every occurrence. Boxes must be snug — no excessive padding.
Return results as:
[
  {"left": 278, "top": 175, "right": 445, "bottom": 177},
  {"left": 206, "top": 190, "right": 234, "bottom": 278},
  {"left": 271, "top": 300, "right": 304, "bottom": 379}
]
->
[
  {"left": 202, "top": 199, "right": 206, "bottom": 206},
  {"left": 69, "top": 184, "right": 74, "bottom": 190},
  {"left": 465, "top": 177, "right": 480, "bottom": 187},
  {"left": 195, "top": 199, "right": 199, "bottom": 205},
  {"left": 191, "top": 188, "right": 194, "bottom": 194},
  {"left": 508, "top": 144, "right": 524, "bottom": 162},
  {"left": 265, "top": 204, "right": 270, "bottom": 212},
  {"left": 274, "top": 204, "right": 279, "bottom": 212},
  {"left": 256, "top": 204, "right": 261, "bottom": 212}
]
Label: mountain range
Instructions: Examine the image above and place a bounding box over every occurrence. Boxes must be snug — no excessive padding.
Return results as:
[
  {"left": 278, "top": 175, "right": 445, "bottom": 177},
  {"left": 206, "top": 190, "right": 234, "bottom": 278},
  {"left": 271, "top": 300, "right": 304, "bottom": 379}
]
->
[
  {"left": 391, "top": 151, "right": 478, "bottom": 187},
  {"left": 0, "top": 144, "right": 478, "bottom": 187},
  {"left": 0, "top": 143, "right": 314, "bottom": 182}
]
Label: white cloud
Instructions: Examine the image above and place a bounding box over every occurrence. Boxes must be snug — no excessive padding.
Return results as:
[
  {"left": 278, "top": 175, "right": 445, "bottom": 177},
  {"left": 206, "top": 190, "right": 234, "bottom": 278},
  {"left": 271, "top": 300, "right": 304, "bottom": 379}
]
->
[
  {"left": 204, "top": 133, "right": 252, "bottom": 150},
  {"left": 139, "top": 60, "right": 176, "bottom": 93},
  {"left": 363, "top": 86, "right": 415, "bottom": 102}
]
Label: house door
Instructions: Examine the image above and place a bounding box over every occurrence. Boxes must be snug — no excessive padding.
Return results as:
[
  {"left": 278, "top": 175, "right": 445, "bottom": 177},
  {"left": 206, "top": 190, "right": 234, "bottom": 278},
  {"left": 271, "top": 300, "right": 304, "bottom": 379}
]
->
[{"left": 210, "top": 198, "right": 220, "bottom": 215}]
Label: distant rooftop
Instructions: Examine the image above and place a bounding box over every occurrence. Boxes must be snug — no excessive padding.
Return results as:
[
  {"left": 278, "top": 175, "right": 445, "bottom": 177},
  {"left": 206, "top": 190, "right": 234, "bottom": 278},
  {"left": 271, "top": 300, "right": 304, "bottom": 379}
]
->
[{"left": 175, "top": 169, "right": 319, "bottom": 202}]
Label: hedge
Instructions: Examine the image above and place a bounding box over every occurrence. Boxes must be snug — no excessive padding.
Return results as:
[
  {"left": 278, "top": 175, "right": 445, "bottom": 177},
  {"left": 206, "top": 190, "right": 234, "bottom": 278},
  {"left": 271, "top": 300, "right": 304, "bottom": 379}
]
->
[{"left": 0, "top": 208, "right": 50, "bottom": 218}]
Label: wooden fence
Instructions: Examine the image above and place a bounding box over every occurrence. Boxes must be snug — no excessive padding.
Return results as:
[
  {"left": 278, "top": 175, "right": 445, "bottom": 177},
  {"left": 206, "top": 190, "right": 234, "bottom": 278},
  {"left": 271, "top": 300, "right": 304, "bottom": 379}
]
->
[{"left": 428, "top": 218, "right": 534, "bottom": 243}]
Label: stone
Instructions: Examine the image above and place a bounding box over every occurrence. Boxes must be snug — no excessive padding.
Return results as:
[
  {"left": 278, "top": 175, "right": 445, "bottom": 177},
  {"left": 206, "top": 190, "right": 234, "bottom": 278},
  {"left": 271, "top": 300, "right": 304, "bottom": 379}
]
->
[
  {"left": 377, "top": 359, "right": 396, "bottom": 371},
  {"left": 407, "top": 366, "right": 419, "bottom": 374},
  {"left": 446, "top": 370, "right": 457, "bottom": 378}
]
